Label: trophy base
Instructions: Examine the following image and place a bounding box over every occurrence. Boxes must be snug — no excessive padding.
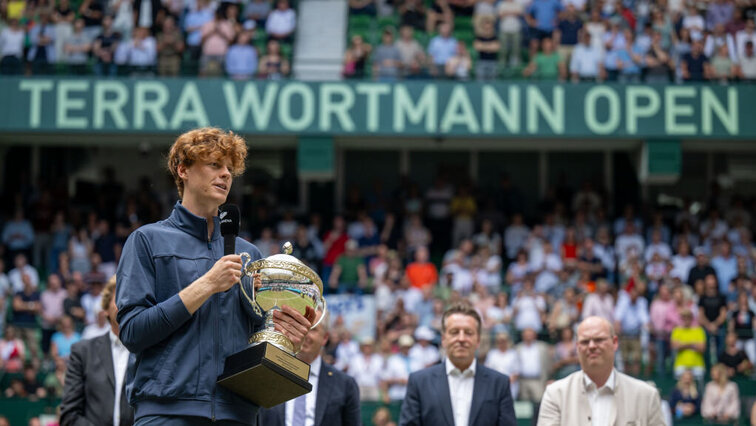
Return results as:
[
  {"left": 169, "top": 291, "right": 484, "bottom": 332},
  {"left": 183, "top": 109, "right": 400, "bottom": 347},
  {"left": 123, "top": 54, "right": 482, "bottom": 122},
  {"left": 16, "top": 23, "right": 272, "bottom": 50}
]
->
[
  {"left": 217, "top": 341, "right": 312, "bottom": 408},
  {"left": 249, "top": 329, "right": 295, "bottom": 353}
]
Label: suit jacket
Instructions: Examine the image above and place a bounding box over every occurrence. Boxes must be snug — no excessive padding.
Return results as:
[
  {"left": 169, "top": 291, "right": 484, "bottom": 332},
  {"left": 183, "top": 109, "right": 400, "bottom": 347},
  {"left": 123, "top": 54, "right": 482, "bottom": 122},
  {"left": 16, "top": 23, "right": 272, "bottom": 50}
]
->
[
  {"left": 258, "top": 361, "right": 361, "bottom": 426},
  {"left": 60, "top": 333, "right": 135, "bottom": 426},
  {"left": 537, "top": 369, "right": 665, "bottom": 426},
  {"left": 398, "top": 362, "right": 516, "bottom": 426}
]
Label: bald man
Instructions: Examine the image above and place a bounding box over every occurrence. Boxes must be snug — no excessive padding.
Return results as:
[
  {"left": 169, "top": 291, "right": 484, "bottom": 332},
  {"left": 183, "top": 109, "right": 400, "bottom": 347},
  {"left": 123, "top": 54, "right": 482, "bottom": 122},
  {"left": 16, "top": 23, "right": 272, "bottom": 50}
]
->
[{"left": 537, "top": 316, "right": 665, "bottom": 426}]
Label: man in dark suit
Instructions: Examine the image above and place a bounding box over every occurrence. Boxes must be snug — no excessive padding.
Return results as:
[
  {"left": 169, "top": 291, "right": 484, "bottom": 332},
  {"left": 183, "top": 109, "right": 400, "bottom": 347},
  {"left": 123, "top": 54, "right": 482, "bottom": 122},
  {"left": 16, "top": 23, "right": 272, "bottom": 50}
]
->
[
  {"left": 60, "top": 276, "right": 134, "bottom": 426},
  {"left": 399, "top": 302, "right": 516, "bottom": 426},
  {"left": 258, "top": 311, "right": 361, "bottom": 426}
]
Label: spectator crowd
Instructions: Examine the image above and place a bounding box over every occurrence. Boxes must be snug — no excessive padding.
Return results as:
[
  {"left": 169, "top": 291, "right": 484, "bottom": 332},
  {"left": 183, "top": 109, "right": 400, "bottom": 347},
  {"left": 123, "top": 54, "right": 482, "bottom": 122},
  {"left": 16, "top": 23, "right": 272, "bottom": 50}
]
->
[
  {"left": 344, "top": 0, "right": 756, "bottom": 82},
  {"left": 0, "top": 0, "right": 295, "bottom": 77},
  {"left": 1, "top": 169, "right": 756, "bottom": 424}
]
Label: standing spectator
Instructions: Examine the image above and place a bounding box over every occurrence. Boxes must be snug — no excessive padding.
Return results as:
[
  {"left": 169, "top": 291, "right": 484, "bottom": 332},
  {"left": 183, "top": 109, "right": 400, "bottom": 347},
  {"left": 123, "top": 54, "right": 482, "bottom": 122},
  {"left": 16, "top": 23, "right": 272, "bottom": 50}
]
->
[
  {"left": 569, "top": 31, "right": 604, "bottom": 82},
  {"left": 681, "top": 39, "right": 711, "bottom": 82},
  {"left": 108, "top": 0, "right": 134, "bottom": 40},
  {"left": 669, "top": 370, "right": 701, "bottom": 419},
  {"left": 328, "top": 239, "right": 368, "bottom": 294},
  {"left": 735, "top": 19, "right": 756, "bottom": 60},
  {"left": 225, "top": 30, "right": 257, "bottom": 79},
  {"left": 425, "top": 0, "right": 452, "bottom": 33},
  {"left": 710, "top": 44, "right": 737, "bottom": 82},
  {"left": 614, "top": 286, "right": 650, "bottom": 376},
  {"left": 484, "top": 331, "right": 520, "bottom": 399},
  {"left": 92, "top": 15, "right": 121, "bottom": 76},
  {"left": 671, "top": 308, "right": 706, "bottom": 379},
  {"left": 398, "top": 0, "right": 426, "bottom": 32},
  {"left": 698, "top": 273, "right": 728, "bottom": 367},
  {"left": 427, "top": 22, "right": 457, "bottom": 77},
  {"left": 515, "top": 327, "right": 550, "bottom": 404},
  {"left": 650, "top": 9, "right": 675, "bottom": 51},
  {"left": 62, "top": 19, "right": 92, "bottom": 74},
  {"left": 2, "top": 209, "right": 35, "bottom": 265},
  {"left": 719, "top": 331, "right": 752, "bottom": 376},
  {"left": 258, "top": 39, "right": 290, "bottom": 79},
  {"left": 265, "top": 0, "right": 296, "bottom": 43},
  {"left": 0, "top": 326, "right": 26, "bottom": 373},
  {"left": 0, "top": 260, "right": 9, "bottom": 335},
  {"left": 349, "top": 0, "right": 375, "bottom": 15},
  {"left": 40, "top": 274, "right": 66, "bottom": 355},
  {"left": 12, "top": 276, "right": 41, "bottom": 360},
  {"left": 554, "top": 5, "right": 582, "bottom": 66},
  {"left": 372, "top": 29, "right": 402, "bottom": 81},
  {"left": 704, "top": 23, "right": 737, "bottom": 61},
  {"left": 93, "top": 219, "right": 118, "bottom": 280},
  {"left": 346, "top": 338, "right": 383, "bottom": 401},
  {"left": 711, "top": 241, "right": 737, "bottom": 296},
  {"left": 78, "top": 0, "right": 104, "bottom": 39},
  {"left": 381, "top": 334, "right": 423, "bottom": 402},
  {"left": 512, "top": 279, "right": 546, "bottom": 332},
  {"left": 670, "top": 240, "right": 695, "bottom": 282},
  {"left": 701, "top": 363, "right": 740, "bottom": 423},
  {"left": 551, "top": 327, "right": 580, "bottom": 379},
  {"left": 650, "top": 285, "right": 675, "bottom": 376},
  {"left": 729, "top": 291, "right": 756, "bottom": 363},
  {"left": 395, "top": 26, "right": 423, "bottom": 76},
  {"left": 473, "top": 17, "right": 500, "bottom": 81},
  {"left": 405, "top": 246, "right": 438, "bottom": 290},
  {"left": 133, "top": 0, "right": 161, "bottom": 33},
  {"left": 80, "top": 279, "right": 104, "bottom": 325},
  {"left": 27, "top": 11, "right": 57, "bottom": 74},
  {"left": 582, "top": 279, "right": 614, "bottom": 321},
  {"left": 201, "top": 10, "right": 236, "bottom": 76},
  {"left": 688, "top": 247, "right": 715, "bottom": 286},
  {"left": 738, "top": 41, "right": 756, "bottom": 79},
  {"left": 706, "top": 0, "right": 735, "bottom": 31},
  {"left": 526, "top": 0, "right": 563, "bottom": 42},
  {"left": 615, "top": 223, "right": 644, "bottom": 265},
  {"left": 156, "top": 15, "right": 185, "bottom": 77},
  {"left": 184, "top": 0, "right": 215, "bottom": 62},
  {"left": 244, "top": 0, "right": 271, "bottom": 29},
  {"left": 8, "top": 254, "right": 39, "bottom": 293},
  {"left": 409, "top": 326, "right": 439, "bottom": 368},
  {"left": 504, "top": 213, "right": 530, "bottom": 261},
  {"left": 52, "top": 0, "right": 76, "bottom": 64},
  {"left": 343, "top": 34, "right": 372, "bottom": 79},
  {"left": 497, "top": 0, "right": 524, "bottom": 67},
  {"left": 683, "top": 5, "right": 705, "bottom": 41},
  {"left": 63, "top": 279, "right": 86, "bottom": 329}
]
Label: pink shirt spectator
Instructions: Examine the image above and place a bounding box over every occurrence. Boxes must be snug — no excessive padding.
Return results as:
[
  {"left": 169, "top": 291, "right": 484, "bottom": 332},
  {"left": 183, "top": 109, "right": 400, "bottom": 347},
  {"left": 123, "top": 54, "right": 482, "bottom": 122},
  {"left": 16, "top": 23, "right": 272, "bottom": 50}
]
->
[
  {"left": 40, "top": 288, "right": 67, "bottom": 328},
  {"left": 650, "top": 298, "right": 675, "bottom": 335},
  {"left": 201, "top": 20, "right": 235, "bottom": 56},
  {"left": 581, "top": 293, "right": 614, "bottom": 321}
]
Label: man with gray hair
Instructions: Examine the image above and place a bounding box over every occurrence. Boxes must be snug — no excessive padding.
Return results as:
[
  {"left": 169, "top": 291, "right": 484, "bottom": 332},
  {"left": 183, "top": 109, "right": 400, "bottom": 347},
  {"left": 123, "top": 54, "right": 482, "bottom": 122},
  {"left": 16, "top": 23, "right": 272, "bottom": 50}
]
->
[{"left": 537, "top": 316, "right": 664, "bottom": 426}]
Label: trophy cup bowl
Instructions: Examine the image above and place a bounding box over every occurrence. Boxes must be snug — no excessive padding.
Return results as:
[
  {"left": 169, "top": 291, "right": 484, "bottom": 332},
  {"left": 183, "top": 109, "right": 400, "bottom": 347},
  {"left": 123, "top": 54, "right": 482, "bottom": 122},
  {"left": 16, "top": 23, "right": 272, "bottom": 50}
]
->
[{"left": 217, "top": 242, "right": 327, "bottom": 408}]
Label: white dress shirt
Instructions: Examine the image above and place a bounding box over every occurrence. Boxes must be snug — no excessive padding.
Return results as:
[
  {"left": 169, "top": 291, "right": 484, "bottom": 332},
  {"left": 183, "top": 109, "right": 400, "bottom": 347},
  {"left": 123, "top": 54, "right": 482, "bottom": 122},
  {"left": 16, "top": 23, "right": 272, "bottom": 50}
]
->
[
  {"left": 285, "top": 356, "right": 321, "bottom": 426},
  {"left": 446, "top": 358, "right": 476, "bottom": 426},
  {"left": 110, "top": 330, "right": 130, "bottom": 426},
  {"left": 583, "top": 369, "right": 616, "bottom": 426}
]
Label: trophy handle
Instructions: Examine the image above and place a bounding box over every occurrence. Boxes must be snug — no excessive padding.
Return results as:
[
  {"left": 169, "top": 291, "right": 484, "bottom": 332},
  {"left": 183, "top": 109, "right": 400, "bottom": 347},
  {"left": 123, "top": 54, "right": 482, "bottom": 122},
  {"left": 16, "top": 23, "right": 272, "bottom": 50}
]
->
[
  {"left": 239, "top": 252, "right": 257, "bottom": 310},
  {"left": 310, "top": 297, "right": 328, "bottom": 330}
]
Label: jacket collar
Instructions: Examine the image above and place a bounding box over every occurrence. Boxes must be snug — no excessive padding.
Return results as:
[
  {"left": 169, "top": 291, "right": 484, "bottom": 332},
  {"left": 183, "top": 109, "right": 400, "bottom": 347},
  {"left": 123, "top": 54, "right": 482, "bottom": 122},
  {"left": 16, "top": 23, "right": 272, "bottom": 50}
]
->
[{"left": 169, "top": 201, "right": 221, "bottom": 242}]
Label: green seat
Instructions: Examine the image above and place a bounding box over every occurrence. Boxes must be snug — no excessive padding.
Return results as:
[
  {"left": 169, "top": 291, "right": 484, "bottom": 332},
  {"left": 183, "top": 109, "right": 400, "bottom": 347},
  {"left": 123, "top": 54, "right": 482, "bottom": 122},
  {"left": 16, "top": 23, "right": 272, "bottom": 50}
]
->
[
  {"left": 378, "top": 15, "right": 398, "bottom": 31},
  {"left": 349, "top": 14, "right": 372, "bottom": 30},
  {"left": 280, "top": 43, "right": 293, "bottom": 59},
  {"left": 454, "top": 16, "right": 473, "bottom": 31}
]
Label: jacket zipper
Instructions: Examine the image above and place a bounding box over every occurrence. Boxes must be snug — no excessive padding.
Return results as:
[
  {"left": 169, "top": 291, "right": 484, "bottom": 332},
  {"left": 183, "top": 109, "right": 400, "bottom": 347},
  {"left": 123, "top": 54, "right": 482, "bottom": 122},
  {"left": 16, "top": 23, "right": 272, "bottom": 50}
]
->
[{"left": 209, "top": 233, "right": 217, "bottom": 422}]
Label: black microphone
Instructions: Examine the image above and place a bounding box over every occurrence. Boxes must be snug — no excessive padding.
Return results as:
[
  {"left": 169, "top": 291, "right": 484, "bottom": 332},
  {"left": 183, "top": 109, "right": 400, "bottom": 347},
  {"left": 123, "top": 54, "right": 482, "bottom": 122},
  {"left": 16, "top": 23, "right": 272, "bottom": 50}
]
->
[{"left": 219, "top": 204, "right": 240, "bottom": 256}]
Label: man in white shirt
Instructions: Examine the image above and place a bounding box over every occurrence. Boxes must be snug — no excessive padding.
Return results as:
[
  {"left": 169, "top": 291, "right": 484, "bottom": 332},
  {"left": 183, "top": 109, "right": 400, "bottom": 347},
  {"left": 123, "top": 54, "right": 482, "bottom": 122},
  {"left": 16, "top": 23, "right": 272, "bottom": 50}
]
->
[
  {"left": 484, "top": 331, "right": 520, "bottom": 399},
  {"left": 381, "top": 334, "right": 423, "bottom": 402},
  {"left": 399, "top": 302, "right": 515, "bottom": 425},
  {"left": 538, "top": 316, "right": 664, "bottom": 426},
  {"left": 515, "top": 328, "right": 550, "bottom": 404},
  {"left": 735, "top": 19, "right": 756, "bottom": 61},
  {"left": 260, "top": 311, "right": 361, "bottom": 426},
  {"left": 265, "top": 0, "right": 296, "bottom": 42},
  {"left": 60, "top": 276, "right": 134, "bottom": 426},
  {"left": 8, "top": 254, "right": 39, "bottom": 293},
  {"left": 346, "top": 337, "right": 384, "bottom": 401},
  {"left": 570, "top": 31, "right": 604, "bottom": 82}
]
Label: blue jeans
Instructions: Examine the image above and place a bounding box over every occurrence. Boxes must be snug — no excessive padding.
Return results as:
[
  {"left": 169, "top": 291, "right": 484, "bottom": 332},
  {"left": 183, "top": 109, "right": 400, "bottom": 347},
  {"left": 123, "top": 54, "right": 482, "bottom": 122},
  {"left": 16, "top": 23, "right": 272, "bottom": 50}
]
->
[{"left": 136, "top": 415, "right": 249, "bottom": 426}]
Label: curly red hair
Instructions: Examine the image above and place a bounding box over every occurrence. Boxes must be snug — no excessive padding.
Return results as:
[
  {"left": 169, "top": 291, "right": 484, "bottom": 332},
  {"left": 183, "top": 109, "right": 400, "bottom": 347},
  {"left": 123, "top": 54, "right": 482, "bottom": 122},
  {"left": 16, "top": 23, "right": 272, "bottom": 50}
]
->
[{"left": 167, "top": 127, "right": 248, "bottom": 198}]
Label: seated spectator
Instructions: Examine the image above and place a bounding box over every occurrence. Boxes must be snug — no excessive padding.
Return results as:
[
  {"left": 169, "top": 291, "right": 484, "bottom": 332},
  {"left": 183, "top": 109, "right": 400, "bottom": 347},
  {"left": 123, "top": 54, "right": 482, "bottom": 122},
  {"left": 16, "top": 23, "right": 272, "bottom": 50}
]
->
[
  {"left": 380, "top": 334, "right": 423, "bottom": 402},
  {"left": 473, "top": 17, "right": 500, "bottom": 81},
  {"left": 258, "top": 39, "right": 290, "bottom": 79},
  {"left": 670, "top": 308, "right": 706, "bottom": 380},
  {"left": 710, "top": 44, "right": 737, "bottom": 82},
  {"left": 184, "top": 0, "right": 215, "bottom": 62},
  {"left": 201, "top": 10, "right": 236, "bottom": 76},
  {"left": 730, "top": 291, "right": 756, "bottom": 363},
  {"left": 582, "top": 279, "right": 614, "bottom": 321},
  {"left": 496, "top": 0, "right": 524, "bottom": 67},
  {"left": 372, "top": 29, "right": 402, "bottom": 81},
  {"left": 5, "top": 364, "right": 47, "bottom": 400},
  {"left": 605, "top": 28, "right": 643, "bottom": 83},
  {"left": 0, "top": 21, "right": 28, "bottom": 74},
  {"left": 484, "top": 331, "right": 519, "bottom": 399},
  {"left": 92, "top": 15, "right": 121, "bottom": 77},
  {"left": 426, "top": 0, "right": 452, "bottom": 34},
  {"left": 244, "top": 0, "right": 271, "bottom": 29},
  {"left": 512, "top": 278, "right": 546, "bottom": 331},
  {"left": 701, "top": 363, "right": 740, "bottom": 423},
  {"left": 395, "top": 26, "right": 423, "bottom": 76},
  {"left": 266, "top": 0, "right": 296, "bottom": 43},
  {"left": 343, "top": 34, "right": 371, "bottom": 79},
  {"left": 669, "top": 370, "right": 701, "bottom": 419},
  {"left": 329, "top": 239, "right": 368, "bottom": 293},
  {"left": 157, "top": 15, "right": 185, "bottom": 77},
  {"left": 49, "top": 316, "right": 80, "bottom": 362},
  {"left": 43, "top": 357, "right": 67, "bottom": 398},
  {"left": 409, "top": 326, "right": 439, "bottom": 368},
  {"left": 554, "top": 5, "right": 582, "bottom": 66},
  {"left": 398, "top": 0, "right": 426, "bottom": 32},
  {"left": 225, "top": 30, "right": 258, "bottom": 80},
  {"left": 547, "top": 287, "right": 579, "bottom": 332},
  {"left": 719, "top": 331, "right": 752, "bottom": 377},
  {"left": 349, "top": 0, "right": 375, "bottom": 15},
  {"left": 27, "top": 11, "right": 56, "bottom": 75},
  {"left": 427, "top": 22, "right": 457, "bottom": 76},
  {"left": 551, "top": 327, "right": 580, "bottom": 379},
  {"left": 0, "top": 326, "right": 26, "bottom": 373},
  {"left": 8, "top": 254, "right": 39, "bottom": 293},
  {"left": 569, "top": 31, "right": 604, "bottom": 82},
  {"left": 681, "top": 39, "right": 711, "bottom": 82},
  {"left": 405, "top": 246, "right": 438, "bottom": 289},
  {"left": 346, "top": 337, "right": 383, "bottom": 401}
]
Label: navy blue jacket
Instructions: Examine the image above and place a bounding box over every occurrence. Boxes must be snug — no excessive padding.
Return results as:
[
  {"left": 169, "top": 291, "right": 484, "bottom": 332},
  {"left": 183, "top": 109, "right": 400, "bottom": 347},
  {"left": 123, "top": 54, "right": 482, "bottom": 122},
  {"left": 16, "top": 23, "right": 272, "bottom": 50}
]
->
[
  {"left": 116, "top": 202, "right": 264, "bottom": 423},
  {"left": 258, "top": 360, "right": 361, "bottom": 426},
  {"left": 399, "top": 362, "right": 516, "bottom": 426}
]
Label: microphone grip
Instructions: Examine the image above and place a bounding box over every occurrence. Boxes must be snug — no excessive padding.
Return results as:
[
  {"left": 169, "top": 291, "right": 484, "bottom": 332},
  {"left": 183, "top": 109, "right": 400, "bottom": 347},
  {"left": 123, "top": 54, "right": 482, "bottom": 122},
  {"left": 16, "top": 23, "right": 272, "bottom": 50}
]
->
[{"left": 224, "top": 235, "right": 236, "bottom": 256}]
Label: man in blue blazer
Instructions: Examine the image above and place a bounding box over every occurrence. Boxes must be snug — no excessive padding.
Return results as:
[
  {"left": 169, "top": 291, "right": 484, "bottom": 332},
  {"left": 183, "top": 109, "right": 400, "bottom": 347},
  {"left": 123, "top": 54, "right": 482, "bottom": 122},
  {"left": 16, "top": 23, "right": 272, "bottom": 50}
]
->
[
  {"left": 399, "top": 302, "right": 516, "bottom": 426},
  {"left": 258, "top": 312, "right": 361, "bottom": 426}
]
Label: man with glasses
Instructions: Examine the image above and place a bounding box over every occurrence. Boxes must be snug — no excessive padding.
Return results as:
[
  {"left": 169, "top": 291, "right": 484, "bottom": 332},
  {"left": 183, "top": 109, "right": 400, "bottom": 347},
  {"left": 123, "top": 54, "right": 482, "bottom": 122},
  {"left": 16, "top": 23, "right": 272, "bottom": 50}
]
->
[{"left": 537, "top": 316, "right": 664, "bottom": 426}]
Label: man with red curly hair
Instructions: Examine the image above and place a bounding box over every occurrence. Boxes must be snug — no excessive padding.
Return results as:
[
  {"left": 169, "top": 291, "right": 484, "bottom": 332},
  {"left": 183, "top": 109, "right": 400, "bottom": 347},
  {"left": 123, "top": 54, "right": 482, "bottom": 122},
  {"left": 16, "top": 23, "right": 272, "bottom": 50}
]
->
[{"left": 116, "top": 128, "right": 313, "bottom": 425}]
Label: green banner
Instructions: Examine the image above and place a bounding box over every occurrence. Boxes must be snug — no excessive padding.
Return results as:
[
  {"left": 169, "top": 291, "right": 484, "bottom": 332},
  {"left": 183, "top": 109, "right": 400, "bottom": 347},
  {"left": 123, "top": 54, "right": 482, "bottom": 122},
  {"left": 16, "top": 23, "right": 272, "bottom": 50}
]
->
[{"left": 1, "top": 77, "right": 753, "bottom": 138}]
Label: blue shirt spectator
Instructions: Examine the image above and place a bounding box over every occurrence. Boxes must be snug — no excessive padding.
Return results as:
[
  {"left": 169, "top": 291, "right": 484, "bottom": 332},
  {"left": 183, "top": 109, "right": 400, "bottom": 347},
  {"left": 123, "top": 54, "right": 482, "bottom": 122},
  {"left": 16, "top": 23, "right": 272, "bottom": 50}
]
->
[
  {"left": 2, "top": 210, "right": 35, "bottom": 252},
  {"left": 428, "top": 23, "right": 457, "bottom": 66},
  {"left": 184, "top": 1, "right": 214, "bottom": 48},
  {"left": 711, "top": 252, "right": 737, "bottom": 295},
  {"left": 225, "top": 32, "right": 258, "bottom": 79},
  {"left": 527, "top": 0, "right": 563, "bottom": 33},
  {"left": 557, "top": 14, "right": 582, "bottom": 46}
]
